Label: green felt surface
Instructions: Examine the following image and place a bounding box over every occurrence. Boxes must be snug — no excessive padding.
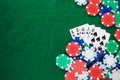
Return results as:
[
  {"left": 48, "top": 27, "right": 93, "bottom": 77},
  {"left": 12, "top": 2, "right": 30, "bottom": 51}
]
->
[{"left": 0, "top": 0, "right": 119, "bottom": 80}]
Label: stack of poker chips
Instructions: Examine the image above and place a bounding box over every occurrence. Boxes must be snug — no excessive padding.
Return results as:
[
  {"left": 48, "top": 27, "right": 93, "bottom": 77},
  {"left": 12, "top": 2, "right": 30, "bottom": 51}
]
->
[
  {"left": 56, "top": 24, "right": 120, "bottom": 80},
  {"left": 75, "top": 0, "right": 120, "bottom": 28}
]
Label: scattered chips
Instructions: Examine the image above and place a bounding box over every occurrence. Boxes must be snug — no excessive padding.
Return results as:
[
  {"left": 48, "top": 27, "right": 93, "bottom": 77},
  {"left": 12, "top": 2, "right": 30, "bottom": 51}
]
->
[
  {"left": 105, "top": 40, "right": 119, "bottom": 54},
  {"left": 86, "top": 3, "right": 100, "bottom": 16},
  {"left": 101, "top": 12, "right": 115, "bottom": 27},
  {"left": 66, "top": 42, "right": 81, "bottom": 57},
  {"left": 114, "top": 28, "right": 120, "bottom": 42},
  {"left": 56, "top": 23, "right": 120, "bottom": 80}
]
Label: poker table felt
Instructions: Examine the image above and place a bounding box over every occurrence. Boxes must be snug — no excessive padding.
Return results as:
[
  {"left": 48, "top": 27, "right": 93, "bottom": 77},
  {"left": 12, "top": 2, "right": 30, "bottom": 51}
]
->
[{"left": 0, "top": 0, "right": 119, "bottom": 80}]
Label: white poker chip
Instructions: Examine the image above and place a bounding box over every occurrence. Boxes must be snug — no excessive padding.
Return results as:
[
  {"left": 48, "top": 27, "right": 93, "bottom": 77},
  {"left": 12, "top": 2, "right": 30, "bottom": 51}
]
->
[
  {"left": 75, "top": 0, "right": 88, "bottom": 6},
  {"left": 75, "top": 71, "right": 89, "bottom": 80},
  {"left": 103, "top": 54, "right": 117, "bottom": 68},
  {"left": 110, "top": 69, "right": 120, "bottom": 80},
  {"left": 82, "top": 47, "right": 97, "bottom": 62}
]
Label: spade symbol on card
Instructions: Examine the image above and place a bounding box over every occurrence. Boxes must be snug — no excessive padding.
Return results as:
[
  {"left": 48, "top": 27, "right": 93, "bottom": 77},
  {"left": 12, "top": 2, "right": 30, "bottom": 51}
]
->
[
  {"left": 102, "top": 35, "right": 106, "bottom": 40},
  {"left": 91, "top": 38, "right": 95, "bottom": 42},
  {"left": 99, "top": 41, "right": 104, "bottom": 46},
  {"left": 93, "top": 32, "right": 97, "bottom": 36},
  {"left": 98, "top": 47, "right": 102, "bottom": 50},
  {"left": 89, "top": 43, "right": 93, "bottom": 46},
  {"left": 96, "top": 37, "right": 100, "bottom": 41}
]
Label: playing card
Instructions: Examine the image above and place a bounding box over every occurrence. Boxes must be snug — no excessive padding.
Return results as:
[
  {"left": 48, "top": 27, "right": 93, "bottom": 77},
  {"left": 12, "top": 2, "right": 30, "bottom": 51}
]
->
[{"left": 77, "top": 23, "right": 89, "bottom": 41}]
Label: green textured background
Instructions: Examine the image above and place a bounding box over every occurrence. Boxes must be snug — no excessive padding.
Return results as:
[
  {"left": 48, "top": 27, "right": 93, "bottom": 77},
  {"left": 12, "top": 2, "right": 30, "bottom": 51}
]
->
[{"left": 0, "top": 0, "right": 119, "bottom": 80}]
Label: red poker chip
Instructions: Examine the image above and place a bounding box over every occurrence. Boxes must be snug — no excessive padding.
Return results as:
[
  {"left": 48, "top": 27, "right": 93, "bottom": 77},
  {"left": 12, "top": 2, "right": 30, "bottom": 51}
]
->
[
  {"left": 114, "top": 28, "right": 120, "bottom": 42},
  {"left": 65, "top": 70, "right": 77, "bottom": 80},
  {"left": 66, "top": 42, "right": 81, "bottom": 57},
  {"left": 71, "top": 60, "right": 86, "bottom": 74},
  {"left": 88, "top": 64, "right": 103, "bottom": 80},
  {"left": 88, "top": 0, "right": 101, "bottom": 5},
  {"left": 86, "top": 3, "right": 100, "bottom": 16},
  {"left": 100, "top": 78, "right": 110, "bottom": 80},
  {"left": 101, "top": 12, "right": 115, "bottom": 27}
]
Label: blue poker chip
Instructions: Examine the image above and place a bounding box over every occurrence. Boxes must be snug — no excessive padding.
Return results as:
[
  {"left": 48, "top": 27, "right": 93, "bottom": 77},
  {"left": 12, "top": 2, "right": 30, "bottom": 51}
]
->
[
  {"left": 71, "top": 37, "right": 85, "bottom": 49},
  {"left": 116, "top": 62, "right": 120, "bottom": 69},
  {"left": 97, "top": 50, "right": 106, "bottom": 62},
  {"left": 86, "top": 60, "right": 96, "bottom": 69},
  {"left": 99, "top": 6, "right": 113, "bottom": 16},
  {"left": 118, "top": 0, "right": 120, "bottom": 12}
]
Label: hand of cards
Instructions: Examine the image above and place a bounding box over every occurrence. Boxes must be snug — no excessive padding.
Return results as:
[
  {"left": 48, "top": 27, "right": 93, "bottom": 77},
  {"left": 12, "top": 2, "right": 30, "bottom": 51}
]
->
[{"left": 70, "top": 24, "right": 111, "bottom": 51}]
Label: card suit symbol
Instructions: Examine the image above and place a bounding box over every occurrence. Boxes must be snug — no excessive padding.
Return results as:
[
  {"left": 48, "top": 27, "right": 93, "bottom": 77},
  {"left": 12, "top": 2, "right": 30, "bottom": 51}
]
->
[
  {"left": 100, "top": 41, "right": 104, "bottom": 45},
  {"left": 96, "top": 37, "right": 100, "bottom": 41},
  {"left": 102, "top": 35, "right": 106, "bottom": 40},
  {"left": 93, "top": 32, "right": 97, "bottom": 36},
  {"left": 89, "top": 43, "right": 93, "bottom": 46},
  {"left": 91, "top": 38, "right": 95, "bottom": 42},
  {"left": 98, "top": 47, "right": 102, "bottom": 50},
  {"left": 82, "top": 32, "right": 84, "bottom": 34}
]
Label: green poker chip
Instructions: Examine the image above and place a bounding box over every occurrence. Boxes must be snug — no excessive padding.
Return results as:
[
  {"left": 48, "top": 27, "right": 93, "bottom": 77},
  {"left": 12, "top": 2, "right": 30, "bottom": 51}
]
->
[
  {"left": 101, "top": 0, "right": 118, "bottom": 12},
  {"left": 115, "top": 12, "right": 120, "bottom": 27},
  {"left": 105, "top": 40, "right": 119, "bottom": 54},
  {"left": 104, "top": 68, "right": 111, "bottom": 78},
  {"left": 117, "top": 51, "right": 120, "bottom": 62},
  {"left": 56, "top": 54, "right": 72, "bottom": 70},
  {"left": 101, "top": 0, "right": 108, "bottom": 6},
  {"left": 107, "top": 1, "right": 118, "bottom": 12}
]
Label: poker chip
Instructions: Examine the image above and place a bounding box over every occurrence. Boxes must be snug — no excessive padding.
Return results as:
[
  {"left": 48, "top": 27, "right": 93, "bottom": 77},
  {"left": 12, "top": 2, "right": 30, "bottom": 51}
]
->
[
  {"left": 105, "top": 40, "right": 119, "bottom": 54},
  {"left": 86, "top": 3, "right": 100, "bottom": 16},
  {"left": 101, "top": 12, "right": 115, "bottom": 27},
  {"left": 100, "top": 78, "right": 110, "bottom": 80},
  {"left": 101, "top": 0, "right": 118, "bottom": 12},
  {"left": 81, "top": 47, "right": 97, "bottom": 62},
  {"left": 88, "top": 64, "right": 103, "bottom": 80},
  {"left": 96, "top": 62, "right": 110, "bottom": 77},
  {"left": 115, "top": 12, "right": 120, "bottom": 27},
  {"left": 75, "top": 0, "right": 88, "bottom": 6},
  {"left": 56, "top": 54, "right": 72, "bottom": 70},
  {"left": 118, "top": 0, "right": 120, "bottom": 12},
  {"left": 110, "top": 69, "right": 120, "bottom": 80},
  {"left": 114, "top": 28, "right": 120, "bottom": 42},
  {"left": 65, "top": 70, "right": 77, "bottom": 80},
  {"left": 75, "top": 71, "right": 90, "bottom": 80},
  {"left": 101, "top": 0, "right": 108, "bottom": 5},
  {"left": 103, "top": 54, "right": 117, "bottom": 68},
  {"left": 116, "top": 51, "right": 120, "bottom": 62},
  {"left": 107, "top": 0, "right": 118, "bottom": 12},
  {"left": 99, "top": 6, "right": 113, "bottom": 17},
  {"left": 66, "top": 42, "right": 81, "bottom": 57},
  {"left": 97, "top": 50, "right": 106, "bottom": 62},
  {"left": 71, "top": 37, "right": 85, "bottom": 49},
  {"left": 88, "top": 0, "right": 101, "bottom": 5},
  {"left": 71, "top": 60, "right": 86, "bottom": 74}
]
